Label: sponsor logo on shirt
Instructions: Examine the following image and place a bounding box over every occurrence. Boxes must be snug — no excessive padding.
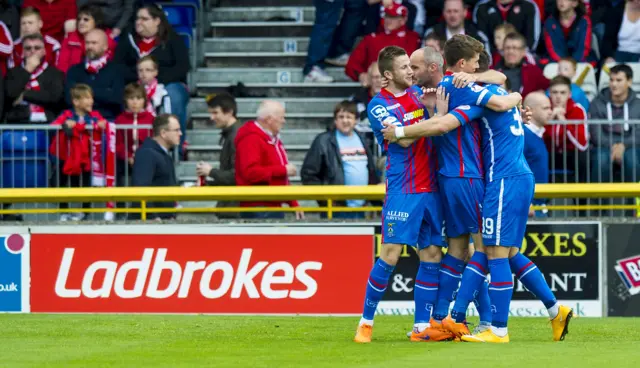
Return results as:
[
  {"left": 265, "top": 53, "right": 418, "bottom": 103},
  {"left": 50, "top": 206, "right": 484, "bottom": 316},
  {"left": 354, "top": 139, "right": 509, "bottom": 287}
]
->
[
  {"left": 403, "top": 109, "right": 424, "bottom": 122},
  {"left": 386, "top": 103, "right": 401, "bottom": 110},
  {"left": 371, "top": 105, "right": 389, "bottom": 119}
]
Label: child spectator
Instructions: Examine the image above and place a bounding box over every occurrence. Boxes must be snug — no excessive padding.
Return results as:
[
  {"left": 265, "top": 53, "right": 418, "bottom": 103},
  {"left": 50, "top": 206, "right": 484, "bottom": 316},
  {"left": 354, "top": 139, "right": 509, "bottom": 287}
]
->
[
  {"left": 115, "top": 83, "right": 153, "bottom": 179},
  {"left": 491, "top": 23, "right": 537, "bottom": 68},
  {"left": 543, "top": 0, "right": 597, "bottom": 64},
  {"left": 57, "top": 5, "right": 117, "bottom": 74},
  {"left": 555, "top": 56, "right": 590, "bottom": 110},
  {"left": 137, "top": 55, "right": 171, "bottom": 116},
  {"left": 22, "top": 0, "right": 77, "bottom": 43},
  {"left": 10, "top": 7, "right": 60, "bottom": 68},
  {"left": 49, "top": 83, "right": 107, "bottom": 221}
]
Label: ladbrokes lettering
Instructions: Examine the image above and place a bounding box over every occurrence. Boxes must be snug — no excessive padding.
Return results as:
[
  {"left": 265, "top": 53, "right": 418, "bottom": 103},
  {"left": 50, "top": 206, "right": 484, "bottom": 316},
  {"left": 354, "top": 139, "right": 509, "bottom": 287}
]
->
[{"left": 55, "top": 248, "right": 321, "bottom": 300}]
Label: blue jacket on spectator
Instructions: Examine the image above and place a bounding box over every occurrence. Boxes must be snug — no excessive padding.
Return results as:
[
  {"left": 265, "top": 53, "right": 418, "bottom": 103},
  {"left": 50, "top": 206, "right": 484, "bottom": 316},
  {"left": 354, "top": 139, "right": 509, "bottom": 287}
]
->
[
  {"left": 65, "top": 62, "right": 124, "bottom": 120},
  {"left": 543, "top": 14, "right": 596, "bottom": 64},
  {"left": 524, "top": 124, "right": 549, "bottom": 216}
]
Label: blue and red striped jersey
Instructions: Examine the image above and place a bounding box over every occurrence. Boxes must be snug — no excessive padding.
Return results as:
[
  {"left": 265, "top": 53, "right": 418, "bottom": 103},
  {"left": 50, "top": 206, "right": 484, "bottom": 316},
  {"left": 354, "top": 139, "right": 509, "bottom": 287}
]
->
[
  {"left": 368, "top": 86, "right": 438, "bottom": 194},
  {"left": 434, "top": 72, "right": 495, "bottom": 179}
]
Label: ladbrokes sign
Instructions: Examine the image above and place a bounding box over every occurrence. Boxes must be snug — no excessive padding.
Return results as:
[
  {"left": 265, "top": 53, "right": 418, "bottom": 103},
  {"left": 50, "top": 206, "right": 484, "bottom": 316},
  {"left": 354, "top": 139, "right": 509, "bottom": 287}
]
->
[{"left": 29, "top": 226, "right": 374, "bottom": 314}]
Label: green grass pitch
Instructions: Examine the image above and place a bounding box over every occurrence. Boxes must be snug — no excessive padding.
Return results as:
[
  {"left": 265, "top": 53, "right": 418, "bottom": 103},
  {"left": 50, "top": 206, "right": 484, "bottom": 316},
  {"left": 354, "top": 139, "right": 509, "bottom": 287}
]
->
[{"left": 0, "top": 315, "right": 638, "bottom": 367}]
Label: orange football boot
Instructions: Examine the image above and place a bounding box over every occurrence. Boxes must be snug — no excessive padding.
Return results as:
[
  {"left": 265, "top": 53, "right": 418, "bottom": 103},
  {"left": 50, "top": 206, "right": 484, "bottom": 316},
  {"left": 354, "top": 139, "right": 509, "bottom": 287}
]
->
[
  {"left": 410, "top": 326, "right": 455, "bottom": 342},
  {"left": 354, "top": 324, "right": 373, "bottom": 343},
  {"left": 443, "top": 315, "right": 471, "bottom": 337}
]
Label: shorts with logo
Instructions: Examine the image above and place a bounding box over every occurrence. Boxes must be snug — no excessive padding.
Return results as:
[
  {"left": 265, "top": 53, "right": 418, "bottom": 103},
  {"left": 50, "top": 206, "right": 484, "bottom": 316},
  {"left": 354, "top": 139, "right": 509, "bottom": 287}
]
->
[
  {"left": 382, "top": 192, "right": 445, "bottom": 249},
  {"left": 482, "top": 174, "right": 535, "bottom": 247},
  {"left": 438, "top": 176, "right": 484, "bottom": 238}
]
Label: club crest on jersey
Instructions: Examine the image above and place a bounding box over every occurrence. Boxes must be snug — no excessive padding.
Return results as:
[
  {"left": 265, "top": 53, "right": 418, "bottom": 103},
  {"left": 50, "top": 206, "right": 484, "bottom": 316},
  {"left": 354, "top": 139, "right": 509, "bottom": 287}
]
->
[
  {"left": 371, "top": 105, "right": 389, "bottom": 119},
  {"left": 403, "top": 108, "right": 424, "bottom": 122},
  {"left": 387, "top": 222, "right": 395, "bottom": 237},
  {"left": 615, "top": 254, "right": 640, "bottom": 295}
]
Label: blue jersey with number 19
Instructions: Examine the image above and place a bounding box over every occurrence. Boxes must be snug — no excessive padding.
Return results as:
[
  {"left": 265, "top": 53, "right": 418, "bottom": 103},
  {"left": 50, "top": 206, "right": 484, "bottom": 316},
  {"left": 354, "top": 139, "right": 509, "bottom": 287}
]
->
[
  {"left": 449, "top": 84, "right": 532, "bottom": 183},
  {"left": 434, "top": 72, "right": 495, "bottom": 178}
]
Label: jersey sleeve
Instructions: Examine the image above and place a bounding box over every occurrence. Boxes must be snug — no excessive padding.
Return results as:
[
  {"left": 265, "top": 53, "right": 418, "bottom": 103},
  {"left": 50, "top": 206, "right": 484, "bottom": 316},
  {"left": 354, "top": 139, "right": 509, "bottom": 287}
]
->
[
  {"left": 367, "top": 101, "right": 401, "bottom": 147},
  {"left": 452, "top": 82, "right": 495, "bottom": 107},
  {"left": 449, "top": 105, "right": 484, "bottom": 126}
]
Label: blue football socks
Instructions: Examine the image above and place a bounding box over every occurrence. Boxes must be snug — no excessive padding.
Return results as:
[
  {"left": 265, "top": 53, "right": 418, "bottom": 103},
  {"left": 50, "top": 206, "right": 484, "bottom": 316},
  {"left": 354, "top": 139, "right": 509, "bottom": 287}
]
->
[
  {"left": 488, "top": 258, "right": 514, "bottom": 329},
  {"left": 433, "top": 254, "right": 464, "bottom": 321},
  {"left": 362, "top": 258, "right": 395, "bottom": 321},
  {"left": 473, "top": 280, "right": 492, "bottom": 325},
  {"left": 451, "top": 251, "right": 488, "bottom": 323},
  {"left": 510, "top": 252, "right": 558, "bottom": 309},
  {"left": 414, "top": 261, "right": 440, "bottom": 324}
]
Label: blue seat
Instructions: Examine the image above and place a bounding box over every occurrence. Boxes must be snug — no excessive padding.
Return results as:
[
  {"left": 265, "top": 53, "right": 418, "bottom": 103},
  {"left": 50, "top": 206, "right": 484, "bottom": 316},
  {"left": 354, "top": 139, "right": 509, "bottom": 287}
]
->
[
  {"left": 163, "top": 6, "right": 188, "bottom": 27},
  {"left": 1, "top": 130, "right": 49, "bottom": 188}
]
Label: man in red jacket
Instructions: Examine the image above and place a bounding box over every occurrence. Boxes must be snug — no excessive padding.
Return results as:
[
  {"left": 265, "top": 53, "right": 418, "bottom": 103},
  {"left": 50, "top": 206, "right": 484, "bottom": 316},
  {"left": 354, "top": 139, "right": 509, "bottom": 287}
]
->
[
  {"left": 345, "top": 3, "right": 420, "bottom": 85},
  {"left": 546, "top": 75, "right": 589, "bottom": 188},
  {"left": 234, "top": 100, "right": 304, "bottom": 220}
]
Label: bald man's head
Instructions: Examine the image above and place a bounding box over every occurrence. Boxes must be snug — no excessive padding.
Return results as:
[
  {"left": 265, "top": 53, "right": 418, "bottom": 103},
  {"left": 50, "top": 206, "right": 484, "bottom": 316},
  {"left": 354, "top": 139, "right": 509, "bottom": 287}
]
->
[
  {"left": 84, "top": 29, "right": 108, "bottom": 60},
  {"left": 524, "top": 92, "right": 552, "bottom": 126},
  {"left": 256, "top": 100, "right": 286, "bottom": 135},
  {"left": 410, "top": 47, "right": 444, "bottom": 88}
]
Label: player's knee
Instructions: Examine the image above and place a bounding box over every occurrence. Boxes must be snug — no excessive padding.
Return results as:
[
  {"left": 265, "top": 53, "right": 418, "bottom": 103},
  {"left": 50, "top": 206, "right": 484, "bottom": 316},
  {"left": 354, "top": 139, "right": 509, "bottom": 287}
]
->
[
  {"left": 446, "top": 236, "right": 469, "bottom": 260},
  {"left": 380, "top": 243, "right": 404, "bottom": 265},
  {"left": 418, "top": 245, "right": 443, "bottom": 263},
  {"left": 508, "top": 247, "right": 520, "bottom": 258},
  {"left": 486, "top": 246, "right": 511, "bottom": 259}
]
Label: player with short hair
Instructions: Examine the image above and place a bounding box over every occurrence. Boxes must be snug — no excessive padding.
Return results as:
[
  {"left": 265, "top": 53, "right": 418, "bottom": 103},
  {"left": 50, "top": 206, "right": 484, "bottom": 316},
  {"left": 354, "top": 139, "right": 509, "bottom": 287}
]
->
[
  {"left": 383, "top": 49, "right": 573, "bottom": 343},
  {"left": 354, "top": 45, "right": 450, "bottom": 344}
]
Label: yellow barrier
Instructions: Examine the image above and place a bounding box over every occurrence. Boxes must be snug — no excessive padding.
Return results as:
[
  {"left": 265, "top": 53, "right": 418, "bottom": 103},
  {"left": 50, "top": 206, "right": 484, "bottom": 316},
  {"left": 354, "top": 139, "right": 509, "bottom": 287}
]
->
[{"left": 1, "top": 183, "right": 639, "bottom": 220}]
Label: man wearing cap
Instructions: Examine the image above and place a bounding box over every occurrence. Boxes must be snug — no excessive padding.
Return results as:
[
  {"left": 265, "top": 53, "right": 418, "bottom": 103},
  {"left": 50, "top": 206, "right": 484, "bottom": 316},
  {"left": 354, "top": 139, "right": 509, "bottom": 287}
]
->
[{"left": 345, "top": 2, "right": 420, "bottom": 86}]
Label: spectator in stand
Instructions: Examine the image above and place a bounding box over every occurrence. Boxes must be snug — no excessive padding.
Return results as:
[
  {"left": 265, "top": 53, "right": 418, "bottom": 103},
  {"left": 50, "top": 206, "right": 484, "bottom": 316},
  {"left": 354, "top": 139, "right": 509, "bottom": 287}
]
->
[
  {"left": 473, "top": 0, "right": 541, "bottom": 52},
  {"left": 234, "top": 100, "right": 304, "bottom": 220},
  {"left": 424, "top": 0, "right": 491, "bottom": 60},
  {"left": 301, "top": 100, "right": 379, "bottom": 219},
  {"left": 22, "top": 0, "right": 77, "bottom": 43},
  {"left": 302, "top": 0, "right": 367, "bottom": 82},
  {"left": 131, "top": 113, "right": 181, "bottom": 221},
  {"left": 350, "top": 61, "right": 383, "bottom": 130},
  {"left": 56, "top": 5, "right": 117, "bottom": 74},
  {"left": 494, "top": 32, "right": 549, "bottom": 97},
  {"left": 523, "top": 92, "right": 552, "bottom": 217},
  {"left": 0, "top": 20, "right": 12, "bottom": 77},
  {"left": 554, "top": 56, "right": 590, "bottom": 110},
  {"left": 4, "top": 33, "right": 63, "bottom": 123},
  {"left": 602, "top": 0, "right": 640, "bottom": 64},
  {"left": 195, "top": 93, "right": 242, "bottom": 219},
  {"left": 49, "top": 83, "right": 106, "bottom": 221},
  {"left": 114, "top": 83, "right": 153, "bottom": 186},
  {"left": 546, "top": 75, "right": 589, "bottom": 183},
  {"left": 543, "top": 0, "right": 596, "bottom": 64},
  {"left": 345, "top": 3, "right": 420, "bottom": 85},
  {"left": 0, "top": 0, "right": 19, "bottom": 40},
  {"left": 76, "top": 0, "right": 135, "bottom": 38},
  {"left": 363, "top": 0, "right": 418, "bottom": 35},
  {"left": 10, "top": 7, "right": 60, "bottom": 69},
  {"left": 65, "top": 29, "right": 124, "bottom": 120},
  {"left": 491, "top": 23, "right": 537, "bottom": 68},
  {"left": 113, "top": 4, "right": 189, "bottom": 153},
  {"left": 589, "top": 64, "right": 640, "bottom": 183},
  {"left": 137, "top": 55, "right": 170, "bottom": 116},
  {"left": 423, "top": 31, "right": 445, "bottom": 54}
]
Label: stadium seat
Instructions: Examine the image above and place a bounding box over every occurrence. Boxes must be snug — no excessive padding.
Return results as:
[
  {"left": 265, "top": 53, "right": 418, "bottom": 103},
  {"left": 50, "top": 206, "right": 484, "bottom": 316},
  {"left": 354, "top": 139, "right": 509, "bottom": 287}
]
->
[
  {"left": 599, "top": 63, "right": 640, "bottom": 94},
  {"left": 543, "top": 62, "right": 598, "bottom": 102},
  {"left": 0, "top": 130, "right": 49, "bottom": 188},
  {"left": 163, "top": 6, "right": 189, "bottom": 27}
]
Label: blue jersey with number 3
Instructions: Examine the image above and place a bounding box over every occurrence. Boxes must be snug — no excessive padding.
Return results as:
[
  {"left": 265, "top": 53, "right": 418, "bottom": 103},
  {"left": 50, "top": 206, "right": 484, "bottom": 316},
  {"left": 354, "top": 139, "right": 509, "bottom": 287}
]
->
[{"left": 449, "top": 84, "right": 532, "bottom": 183}]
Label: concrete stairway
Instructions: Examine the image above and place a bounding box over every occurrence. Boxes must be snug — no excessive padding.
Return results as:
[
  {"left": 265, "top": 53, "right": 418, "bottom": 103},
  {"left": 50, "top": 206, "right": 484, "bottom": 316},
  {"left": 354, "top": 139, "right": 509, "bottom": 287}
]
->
[{"left": 180, "top": 0, "right": 361, "bottom": 215}]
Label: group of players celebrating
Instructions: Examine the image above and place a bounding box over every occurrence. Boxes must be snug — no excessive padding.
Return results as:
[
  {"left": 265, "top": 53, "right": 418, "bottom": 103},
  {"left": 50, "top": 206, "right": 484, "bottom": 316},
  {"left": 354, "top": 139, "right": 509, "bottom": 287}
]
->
[{"left": 355, "top": 35, "right": 573, "bottom": 344}]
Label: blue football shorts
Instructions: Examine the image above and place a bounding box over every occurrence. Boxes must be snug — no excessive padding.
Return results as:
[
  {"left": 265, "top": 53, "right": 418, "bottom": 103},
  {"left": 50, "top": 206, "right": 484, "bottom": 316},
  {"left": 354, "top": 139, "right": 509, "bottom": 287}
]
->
[
  {"left": 381, "top": 192, "right": 445, "bottom": 249},
  {"left": 481, "top": 174, "right": 535, "bottom": 247},
  {"left": 438, "top": 176, "right": 484, "bottom": 238}
]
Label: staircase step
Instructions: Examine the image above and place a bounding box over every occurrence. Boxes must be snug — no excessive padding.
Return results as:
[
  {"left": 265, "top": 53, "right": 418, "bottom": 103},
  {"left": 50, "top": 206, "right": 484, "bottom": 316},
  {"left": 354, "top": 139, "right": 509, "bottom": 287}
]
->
[
  {"left": 210, "top": 7, "right": 315, "bottom": 22},
  {"left": 211, "top": 21, "right": 313, "bottom": 37},
  {"left": 204, "top": 52, "right": 307, "bottom": 67},
  {"left": 195, "top": 82, "right": 360, "bottom": 98},
  {"left": 189, "top": 97, "right": 344, "bottom": 114},
  {"left": 187, "top": 128, "right": 324, "bottom": 146},
  {"left": 188, "top": 147, "right": 309, "bottom": 162},
  {"left": 203, "top": 37, "right": 310, "bottom": 53},
  {"left": 177, "top": 160, "right": 304, "bottom": 177},
  {"left": 193, "top": 67, "right": 350, "bottom": 84},
  {"left": 192, "top": 117, "right": 330, "bottom": 130}
]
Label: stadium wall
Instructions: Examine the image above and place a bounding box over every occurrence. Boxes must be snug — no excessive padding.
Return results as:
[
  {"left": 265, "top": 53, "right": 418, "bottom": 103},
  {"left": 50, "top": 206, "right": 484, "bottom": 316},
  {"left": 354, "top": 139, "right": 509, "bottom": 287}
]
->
[{"left": 0, "top": 222, "right": 638, "bottom": 317}]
